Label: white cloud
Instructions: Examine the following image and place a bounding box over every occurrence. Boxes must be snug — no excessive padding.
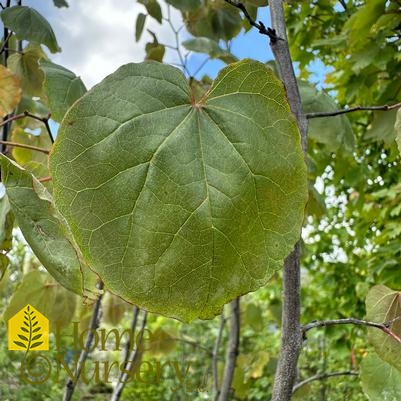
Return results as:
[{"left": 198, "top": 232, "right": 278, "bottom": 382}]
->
[{"left": 27, "top": 0, "right": 183, "bottom": 88}]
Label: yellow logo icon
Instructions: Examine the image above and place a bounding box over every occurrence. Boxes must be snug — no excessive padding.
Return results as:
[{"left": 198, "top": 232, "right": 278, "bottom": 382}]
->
[{"left": 8, "top": 304, "right": 49, "bottom": 351}]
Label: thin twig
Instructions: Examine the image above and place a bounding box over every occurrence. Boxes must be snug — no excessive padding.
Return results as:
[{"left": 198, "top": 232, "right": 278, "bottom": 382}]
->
[
  {"left": 218, "top": 298, "right": 240, "bottom": 401},
  {"left": 166, "top": 5, "right": 191, "bottom": 76},
  {"left": 292, "top": 371, "right": 358, "bottom": 393},
  {"left": 0, "top": 111, "right": 54, "bottom": 144},
  {"left": 213, "top": 313, "right": 226, "bottom": 401},
  {"left": 224, "top": 0, "right": 278, "bottom": 42},
  {"left": 119, "top": 306, "right": 140, "bottom": 369},
  {"left": 302, "top": 317, "right": 401, "bottom": 344},
  {"left": 306, "top": 101, "right": 401, "bottom": 119},
  {"left": 0, "top": 140, "right": 50, "bottom": 154},
  {"left": 111, "top": 310, "right": 148, "bottom": 401},
  {"left": 38, "top": 176, "right": 52, "bottom": 183},
  {"left": 63, "top": 281, "right": 104, "bottom": 401}
]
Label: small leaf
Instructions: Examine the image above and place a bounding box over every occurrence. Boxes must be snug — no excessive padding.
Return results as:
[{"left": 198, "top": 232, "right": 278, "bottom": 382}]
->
[
  {"left": 138, "top": 0, "right": 162, "bottom": 23},
  {"left": 32, "top": 327, "right": 40, "bottom": 333},
  {"left": 182, "top": 37, "right": 237, "bottom": 63},
  {"left": 32, "top": 334, "right": 42, "bottom": 341},
  {"left": 0, "top": 155, "right": 99, "bottom": 298},
  {"left": 40, "top": 60, "right": 87, "bottom": 122},
  {"left": 135, "top": 13, "right": 147, "bottom": 42},
  {"left": 366, "top": 285, "right": 401, "bottom": 371},
  {"left": 0, "top": 64, "right": 21, "bottom": 117},
  {"left": 30, "top": 342, "right": 43, "bottom": 349},
  {"left": 18, "top": 334, "right": 29, "bottom": 342},
  {"left": 32, "top": 321, "right": 38, "bottom": 327},
  {"left": 145, "top": 41, "right": 165, "bottom": 62},
  {"left": 53, "top": 0, "right": 68, "bottom": 7},
  {"left": 13, "top": 341, "right": 27, "bottom": 348},
  {"left": 7, "top": 44, "right": 46, "bottom": 97},
  {"left": 1, "top": 6, "right": 60, "bottom": 52},
  {"left": 299, "top": 81, "right": 355, "bottom": 153},
  {"left": 23, "top": 321, "right": 29, "bottom": 327},
  {"left": 21, "top": 327, "right": 29, "bottom": 333}
]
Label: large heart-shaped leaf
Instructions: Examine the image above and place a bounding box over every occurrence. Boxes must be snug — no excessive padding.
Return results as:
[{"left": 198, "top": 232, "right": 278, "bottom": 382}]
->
[{"left": 50, "top": 60, "right": 307, "bottom": 321}]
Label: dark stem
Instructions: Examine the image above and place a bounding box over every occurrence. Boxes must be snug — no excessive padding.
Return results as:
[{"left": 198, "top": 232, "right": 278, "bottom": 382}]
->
[
  {"left": 224, "top": 0, "right": 278, "bottom": 42},
  {"left": 267, "top": 1, "right": 308, "bottom": 401},
  {"left": 218, "top": 298, "right": 240, "bottom": 401},
  {"left": 306, "top": 101, "right": 401, "bottom": 119},
  {"left": 2, "top": 0, "right": 12, "bottom": 154},
  {"left": 292, "top": 371, "right": 358, "bottom": 393},
  {"left": 110, "top": 310, "right": 148, "bottom": 401},
  {"left": 63, "top": 281, "right": 104, "bottom": 401},
  {"left": 302, "top": 317, "right": 401, "bottom": 344},
  {"left": 0, "top": 111, "right": 54, "bottom": 145},
  {"left": 119, "top": 306, "right": 140, "bottom": 369},
  {"left": 213, "top": 313, "right": 226, "bottom": 401}
]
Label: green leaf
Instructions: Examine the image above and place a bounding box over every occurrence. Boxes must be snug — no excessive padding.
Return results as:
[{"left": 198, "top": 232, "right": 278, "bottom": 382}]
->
[
  {"left": 395, "top": 108, "right": 401, "bottom": 155},
  {"left": 0, "top": 6, "right": 60, "bottom": 53},
  {"left": 366, "top": 109, "right": 398, "bottom": 144},
  {"left": 165, "top": 0, "right": 200, "bottom": 12},
  {"left": 365, "top": 285, "right": 401, "bottom": 371},
  {"left": 138, "top": 0, "right": 162, "bottom": 23},
  {"left": 182, "top": 37, "right": 237, "bottom": 63},
  {"left": 7, "top": 44, "right": 46, "bottom": 97},
  {"left": 3, "top": 271, "right": 77, "bottom": 330},
  {"left": 145, "top": 41, "right": 165, "bottom": 62},
  {"left": 361, "top": 352, "right": 401, "bottom": 401},
  {"left": 0, "top": 193, "right": 14, "bottom": 252},
  {"left": 40, "top": 60, "right": 87, "bottom": 123},
  {"left": 30, "top": 342, "right": 43, "bottom": 349},
  {"left": 135, "top": 13, "right": 147, "bottom": 42},
  {"left": 50, "top": 60, "right": 308, "bottom": 322},
  {"left": 53, "top": 0, "right": 68, "bottom": 7},
  {"left": 0, "top": 155, "right": 98, "bottom": 298},
  {"left": 299, "top": 81, "right": 355, "bottom": 153}
]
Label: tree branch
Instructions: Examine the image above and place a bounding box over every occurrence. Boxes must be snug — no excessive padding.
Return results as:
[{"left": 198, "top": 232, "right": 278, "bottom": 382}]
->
[
  {"left": 302, "top": 317, "right": 401, "bottom": 344},
  {"left": 63, "top": 281, "right": 104, "bottom": 401},
  {"left": 111, "top": 310, "right": 148, "bottom": 401},
  {"left": 218, "top": 298, "right": 240, "bottom": 401},
  {"left": 0, "top": 140, "right": 50, "bottom": 154},
  {"left": 0, "top": 111, "right": 54, "bottom": 144},
  {"left": 306, "top": 101, "right": 401, "bottom": 119},
  {"left": 292, "top": 371, "right": 358, "bottom": 393},
  {"left": 224, "top": 1, "right": 278, "bottom": 42},
  {"left": 267, "top": 1, "right": 308, "bottom": 401},
  {"left": 213, "top": 313, "right": 226, "bottom": 401}
]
